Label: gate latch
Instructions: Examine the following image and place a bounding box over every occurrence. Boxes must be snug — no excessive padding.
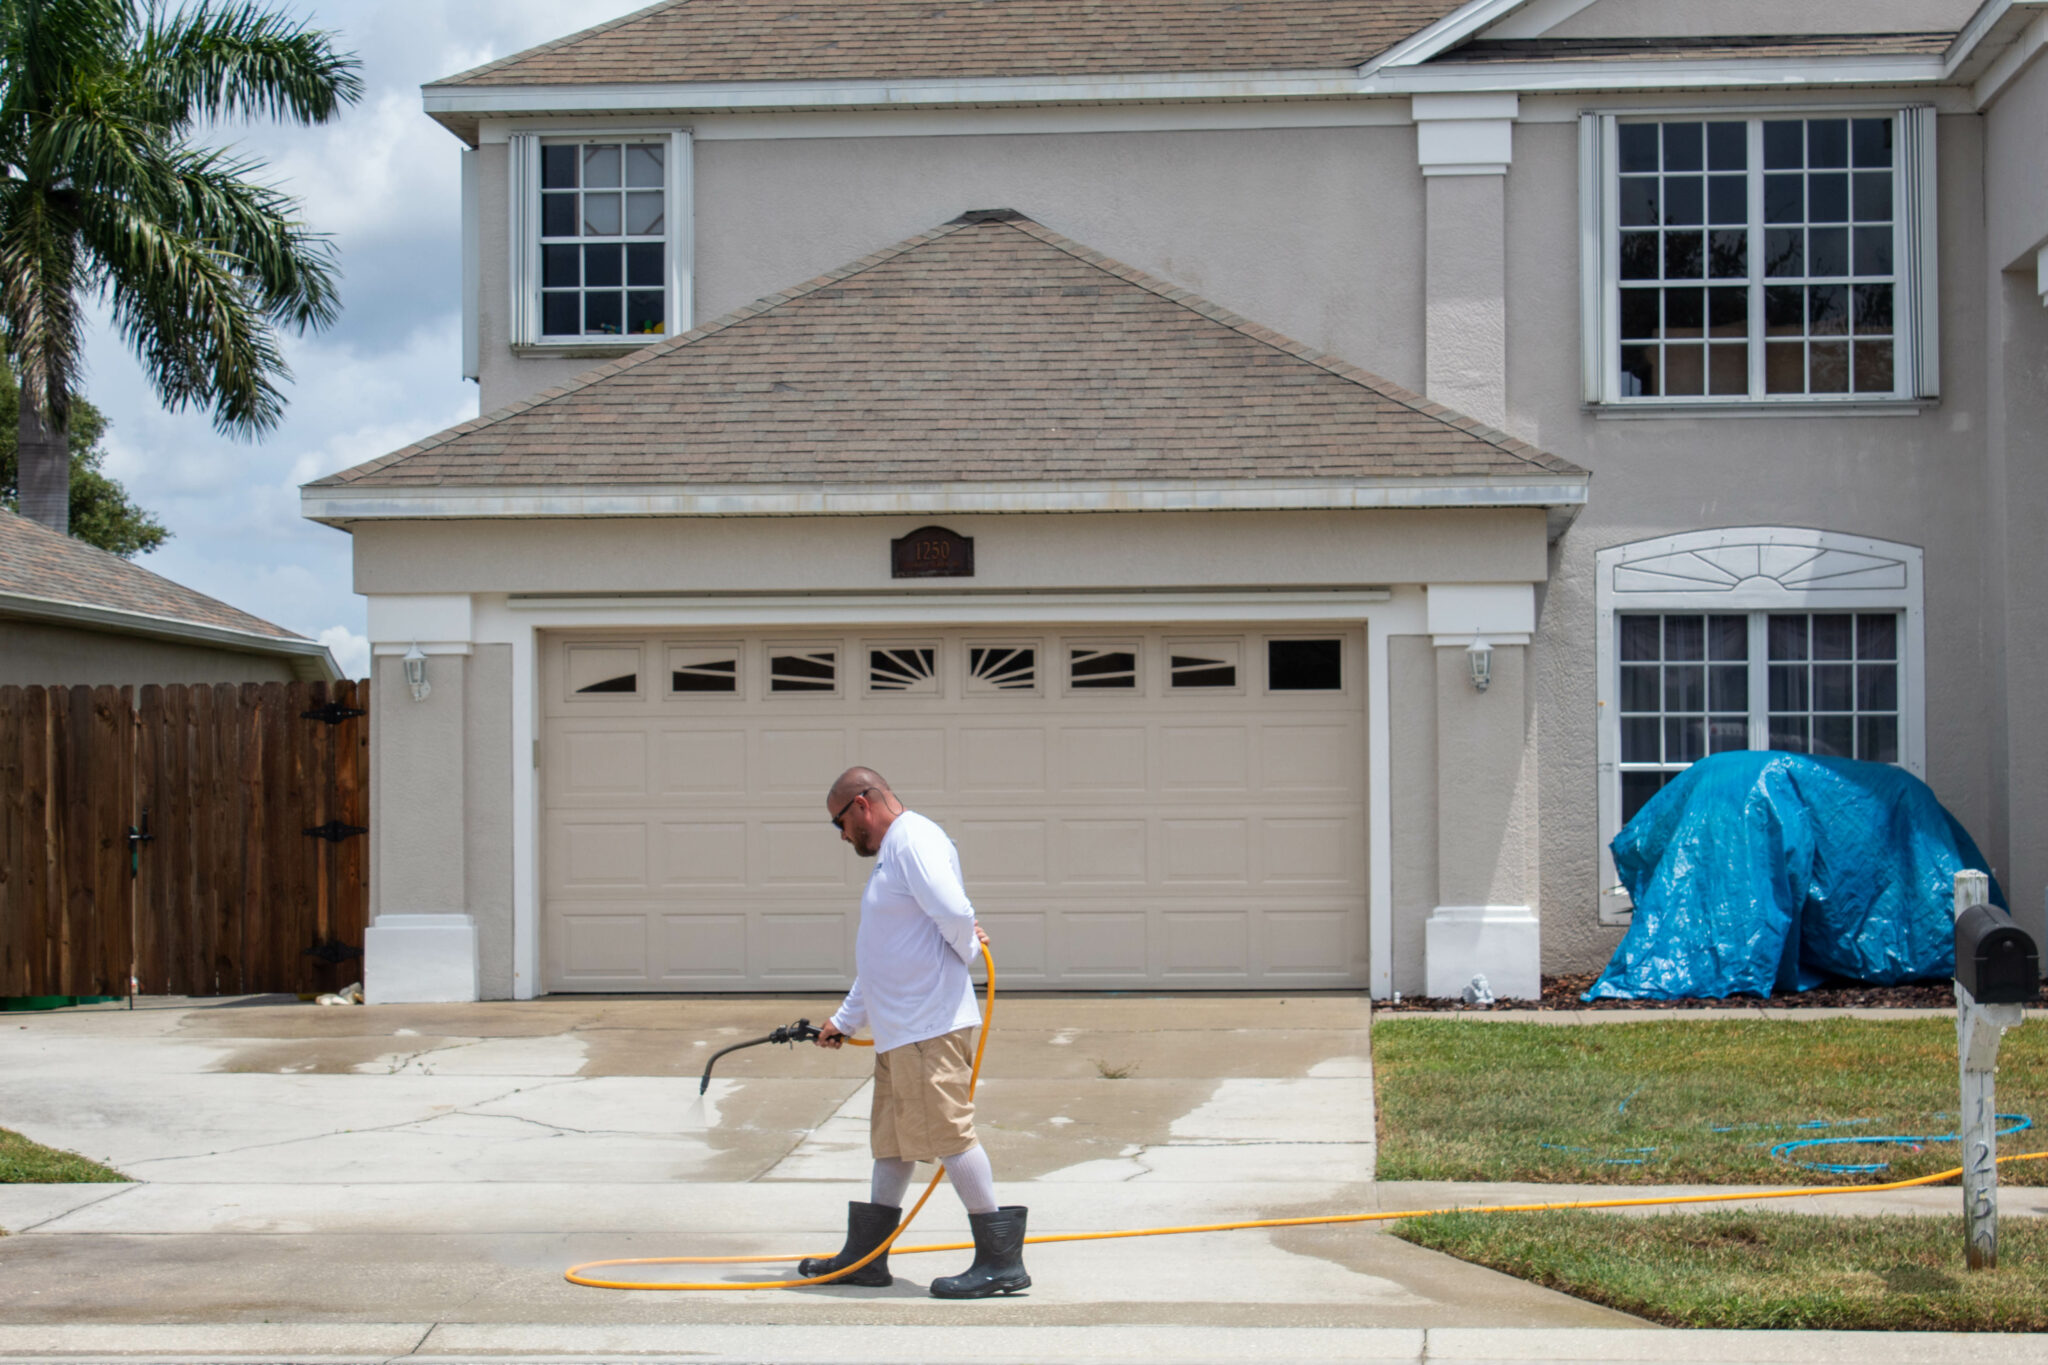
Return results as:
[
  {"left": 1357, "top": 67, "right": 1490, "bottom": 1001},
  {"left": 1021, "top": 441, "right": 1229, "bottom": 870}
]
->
[{"left": 127, "top": 807, "right": 154, "bottom": 879}]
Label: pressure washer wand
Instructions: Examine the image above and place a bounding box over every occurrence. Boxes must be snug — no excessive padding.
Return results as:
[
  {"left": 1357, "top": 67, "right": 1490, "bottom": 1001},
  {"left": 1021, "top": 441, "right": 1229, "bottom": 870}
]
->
[{"left": 699, "top": 1018, "right": 822, "bottom": 1095}]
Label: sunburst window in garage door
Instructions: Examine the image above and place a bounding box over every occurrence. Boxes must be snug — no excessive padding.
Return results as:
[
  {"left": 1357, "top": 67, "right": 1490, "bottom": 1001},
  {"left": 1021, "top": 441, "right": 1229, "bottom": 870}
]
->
[
  {"left": 669, "top": 644, "right": 739, "bottom": 694},
  {"left": 967, "top": 644, "right": 1037, "bottom": 693},
  {"left": 868, "top": 645, "right": 939, "bottom": 695},
  {"left": 769, "top": 646, "right": 838, "bottom": 694},
  {"left": 1068, "top": 642, "right": 1138, "bottom": 690},
  {"left": 567, "top": 643, "right": 641, "bottom": 696}
]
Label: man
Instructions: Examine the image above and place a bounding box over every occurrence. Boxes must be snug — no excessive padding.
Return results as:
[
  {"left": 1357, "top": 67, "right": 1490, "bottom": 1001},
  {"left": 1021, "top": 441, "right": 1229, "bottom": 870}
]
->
[{"left": 799, "top": 767, "right": 1030, "bottom": 1298}]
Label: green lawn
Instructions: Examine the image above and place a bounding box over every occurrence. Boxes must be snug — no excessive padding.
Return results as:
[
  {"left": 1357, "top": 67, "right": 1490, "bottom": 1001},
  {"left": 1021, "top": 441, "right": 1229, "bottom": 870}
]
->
[
  {"left": 1392, "top": 1210, "right": 2048, "bottom": 1331},
  {"left": 0, "top": 1126, "right": 128, "bottom": 1184},
  {"left": 1373, "top": 1017, "right": 2048, "bottom": 1186}
]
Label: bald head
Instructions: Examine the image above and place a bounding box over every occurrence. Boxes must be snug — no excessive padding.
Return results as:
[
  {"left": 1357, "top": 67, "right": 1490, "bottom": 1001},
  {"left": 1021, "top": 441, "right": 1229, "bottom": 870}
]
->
[{"left": 828, "top": 767, "right": 894, "bottom": 807}]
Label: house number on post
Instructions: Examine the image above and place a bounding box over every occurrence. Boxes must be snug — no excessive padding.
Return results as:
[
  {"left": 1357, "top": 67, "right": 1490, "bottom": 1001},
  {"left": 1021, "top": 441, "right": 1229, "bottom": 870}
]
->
[{"left": 891, "top": 525, "right": 974, "bottom": 579}]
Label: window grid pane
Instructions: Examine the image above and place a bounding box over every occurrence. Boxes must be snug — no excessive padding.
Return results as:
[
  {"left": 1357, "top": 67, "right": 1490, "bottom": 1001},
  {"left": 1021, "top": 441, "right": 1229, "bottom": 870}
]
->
[
  {"left": 1616, "top": 612, "right": 1750, "bottom": 821},
  {"left": 539, "top": 141, "right": 666, "bottom": 339},
  {"left": 1765, "top": 611, "right": 1900, "bottom": 761},
  {"left": 1616, "top": 115, "right": 1896, "bottom": 400}
]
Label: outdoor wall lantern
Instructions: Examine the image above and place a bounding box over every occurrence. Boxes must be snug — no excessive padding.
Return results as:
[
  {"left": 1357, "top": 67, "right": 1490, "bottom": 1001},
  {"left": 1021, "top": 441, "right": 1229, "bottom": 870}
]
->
[
  {"left": 403, "top": 643, "right": 432, "bottom": 702},
  {"left": 1466, "top": 637, "right": 1493, "bottom": 693}
]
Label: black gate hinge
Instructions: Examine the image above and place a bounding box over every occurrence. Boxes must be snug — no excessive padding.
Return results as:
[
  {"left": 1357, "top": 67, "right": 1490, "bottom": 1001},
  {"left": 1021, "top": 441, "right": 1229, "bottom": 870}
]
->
[
  {"left": 304, "top": 820, "right": 369, "bottom": 843},
  {"left": 302, "top": 702, "right": 367, "bottom": 725},
  {"left": 303, "top": 939, "right": 364, "bottom": 964}
]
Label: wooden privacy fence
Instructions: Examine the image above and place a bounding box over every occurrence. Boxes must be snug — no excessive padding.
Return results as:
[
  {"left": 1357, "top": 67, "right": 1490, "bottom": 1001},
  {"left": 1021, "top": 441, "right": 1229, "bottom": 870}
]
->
[{"left": 0, "top": 681, "right": 369, "bottom": 998}]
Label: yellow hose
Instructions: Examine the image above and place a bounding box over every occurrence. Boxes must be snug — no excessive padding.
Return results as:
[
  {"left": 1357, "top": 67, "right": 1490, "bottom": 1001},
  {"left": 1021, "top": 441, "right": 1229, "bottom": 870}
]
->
[{"left": 565, "top": 945, "right": 2047, "bottom": 1291}]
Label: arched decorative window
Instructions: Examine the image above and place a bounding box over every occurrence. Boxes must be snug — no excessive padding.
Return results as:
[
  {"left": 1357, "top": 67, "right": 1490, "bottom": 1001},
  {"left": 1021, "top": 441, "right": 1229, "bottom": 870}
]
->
[{"left": 1594, "top": 527, "right": 1925, "bottom": 924}]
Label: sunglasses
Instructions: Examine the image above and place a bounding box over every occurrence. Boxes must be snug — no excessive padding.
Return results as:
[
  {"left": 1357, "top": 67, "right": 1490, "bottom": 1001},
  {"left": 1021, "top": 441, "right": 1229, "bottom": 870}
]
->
[{"left": 830, "top": 787, "right": 871, "bottom": 832}]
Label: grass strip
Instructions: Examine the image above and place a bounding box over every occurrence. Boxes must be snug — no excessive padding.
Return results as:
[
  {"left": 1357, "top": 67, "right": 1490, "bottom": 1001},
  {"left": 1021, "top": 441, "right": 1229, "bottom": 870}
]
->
[
  {"left": 0, "top": 1126, "right": 128, "bottom": 1183},
  {"left": 1373, "top": 1017, "right": 2048, "bottom": 1185},
  {"left": 1393, "top": 1210, "right": 2048, "bottom": 1331}
]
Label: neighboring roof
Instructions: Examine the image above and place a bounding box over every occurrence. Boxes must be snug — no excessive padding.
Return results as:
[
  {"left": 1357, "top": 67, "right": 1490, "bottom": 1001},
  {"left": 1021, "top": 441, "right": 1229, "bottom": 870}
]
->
[
  {"left": 0, "top": 509, "right": 339, "bottom": 679},
  {"left": 309, "top": 209, "right": 1584, "bottom": 516},
  {"left": 1435, "top": 33, "right": 1957, "bottom": 63},
  {"left": 431, "top": 0, "right": 1470, "bottom": 86}
]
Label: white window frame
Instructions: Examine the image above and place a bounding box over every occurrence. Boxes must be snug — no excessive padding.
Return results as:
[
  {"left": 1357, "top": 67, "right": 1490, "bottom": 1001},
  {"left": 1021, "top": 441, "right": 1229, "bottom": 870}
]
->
[
  {"left": 507, "top": 128, "right": 694, "bottom": 351},
  {"left": 1580, "top": 107, "right": 1938, "bottom": 409},
  {"left": 1593, "top": 527, "right": 1925, "bottom": 924}
]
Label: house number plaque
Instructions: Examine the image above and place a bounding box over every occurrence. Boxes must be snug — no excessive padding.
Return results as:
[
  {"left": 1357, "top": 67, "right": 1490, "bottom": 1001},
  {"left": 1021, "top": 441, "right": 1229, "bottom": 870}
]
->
[{"left": 891, "top": 525, "right": 974, "bottom": 578}]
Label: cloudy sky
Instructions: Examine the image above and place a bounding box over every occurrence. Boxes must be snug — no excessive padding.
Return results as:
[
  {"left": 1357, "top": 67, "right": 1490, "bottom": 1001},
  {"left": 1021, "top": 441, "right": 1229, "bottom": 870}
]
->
[{"left": 82, "top": 1, "right": 653, "bottom": 678}]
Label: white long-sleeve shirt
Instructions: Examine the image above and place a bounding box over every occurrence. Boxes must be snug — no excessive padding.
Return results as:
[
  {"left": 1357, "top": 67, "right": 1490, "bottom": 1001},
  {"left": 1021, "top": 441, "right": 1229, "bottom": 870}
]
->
[{"left": 829, "top": 810, "right": 982, "bottom": 1055}]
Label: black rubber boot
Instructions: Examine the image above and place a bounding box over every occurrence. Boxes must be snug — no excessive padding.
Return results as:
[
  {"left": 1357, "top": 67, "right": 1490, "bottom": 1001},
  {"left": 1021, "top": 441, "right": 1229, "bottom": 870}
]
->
[
  {"left": 929, "top": 1205, "right": 1031, "bottom": 1298},
  {"left": 798, "top": 1200, "right": 900, "bottom": 1287}
]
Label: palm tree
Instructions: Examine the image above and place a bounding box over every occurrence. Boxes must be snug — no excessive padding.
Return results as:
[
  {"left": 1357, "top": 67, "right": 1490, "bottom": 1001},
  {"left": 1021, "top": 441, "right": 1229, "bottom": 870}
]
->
[{"left": 1, "top": 0, "right": 361, "bottom": 535}]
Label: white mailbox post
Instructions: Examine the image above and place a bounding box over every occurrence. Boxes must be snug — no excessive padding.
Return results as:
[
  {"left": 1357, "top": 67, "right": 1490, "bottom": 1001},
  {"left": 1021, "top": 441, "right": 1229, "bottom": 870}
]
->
[{"left": 1951, "top": 869, "right": 2033, "bottom": 1270}]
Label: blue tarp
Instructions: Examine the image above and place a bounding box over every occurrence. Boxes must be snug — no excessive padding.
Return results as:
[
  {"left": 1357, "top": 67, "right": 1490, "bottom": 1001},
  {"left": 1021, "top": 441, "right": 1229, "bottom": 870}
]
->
[{"left": 1585, "top": 752, "right": 2003, "bottom": 1001}]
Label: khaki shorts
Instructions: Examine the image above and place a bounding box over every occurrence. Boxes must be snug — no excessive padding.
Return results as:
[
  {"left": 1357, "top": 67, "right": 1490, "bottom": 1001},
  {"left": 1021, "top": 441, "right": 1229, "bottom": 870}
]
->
[{"left": 870, "top": 1026, "right": 979, "bottom": 1161}]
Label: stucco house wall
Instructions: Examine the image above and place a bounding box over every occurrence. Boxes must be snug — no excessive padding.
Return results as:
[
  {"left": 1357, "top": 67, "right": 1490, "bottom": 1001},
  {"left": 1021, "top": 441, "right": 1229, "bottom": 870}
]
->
[{"left": 0, "top": 619, "right": 302, "bottom": 687}]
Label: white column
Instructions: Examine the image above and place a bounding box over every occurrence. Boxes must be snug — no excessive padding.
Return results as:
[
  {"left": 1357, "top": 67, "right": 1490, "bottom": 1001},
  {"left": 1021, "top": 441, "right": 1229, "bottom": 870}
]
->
[
  {"left": 1414, "top": 94, "right": 1517, "bottom": 431},
  {"left": 364, "top": 595, "right": 481, "bottom": 1004}
]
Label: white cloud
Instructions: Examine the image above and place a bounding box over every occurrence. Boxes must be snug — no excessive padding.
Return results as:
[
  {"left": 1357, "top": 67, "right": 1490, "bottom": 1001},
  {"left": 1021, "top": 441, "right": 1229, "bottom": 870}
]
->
[{"left": 319, "top": 625, "right": 372, "bottom": 680}]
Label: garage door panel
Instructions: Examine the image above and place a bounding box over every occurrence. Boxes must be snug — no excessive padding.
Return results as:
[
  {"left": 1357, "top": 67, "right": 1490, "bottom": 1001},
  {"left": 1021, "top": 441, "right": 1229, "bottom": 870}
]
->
[
  {"left": 544, "top": 626, "right": 1368, "bottom": 992},
  {"left": 760, "top": 728, "right": 849, "bottom": 793},
  {"left": 1160, "top": 726, "right": 1250, "bottom": 790},
  {"left": 659, "top": 729, "right": 747, "bottom": 794},
  {"left": 1261, "top": 817, "right": 1359, "bottom": 884},
  {"left": 959, "top": 727, "right": 1046, "bottom": 791},
  {"left": 757, "top": 821, "right": 851, "bottom": 886},
  {"left": 1161, "top": 910, "right": 1251, "bottom": 977},
  {"left": 976, "top": 910, "right": 1048, "bottom": 980},
  {"left": 1162, "top": 818, "right": 1250, "bottom": 883},
  {"left": 1059, "top": 725, "right": 1146, "bottom": 790},
  {"left": 1060, "top": 911, "right": 1151, "bottom": 977},
  {"left": 553, "top": 820, "right": 649, "bottom": 890},
  {"left": 554, "top": 912, "right": 649, "bottom": 983},
  {"left": 858, "top": 726, "right": 947, "bottom": 792},
  {"left": 656, "top": 914, "right": 749, "bottom": 982},
  {"left": 1062, "top": 818, "right": 1148, "bottom": 883},
  {"left": 1258, "top": 908, "right": 1355, "bottom": 976},
  {"left": 561, "top": 729, "right": 649, "bottom": 795},
  {"left": 756, "top": 913, "right": 853, "bottom": 977},
  {"left": 954, "top": 819, "right": 1048, "bottom": 884},
  {"left": 658, "top": 821, "right": 748, "bottom": 887},
  {"left": 1259, "top": 723, "right": 1361, "bottom": 794}
]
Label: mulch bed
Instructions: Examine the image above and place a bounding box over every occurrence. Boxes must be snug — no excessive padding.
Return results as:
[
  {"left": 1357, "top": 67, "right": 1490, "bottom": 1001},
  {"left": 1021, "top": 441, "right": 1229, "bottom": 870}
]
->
[{"left": 1377, "top": 972, "right": 1957, "bottom": 1012}]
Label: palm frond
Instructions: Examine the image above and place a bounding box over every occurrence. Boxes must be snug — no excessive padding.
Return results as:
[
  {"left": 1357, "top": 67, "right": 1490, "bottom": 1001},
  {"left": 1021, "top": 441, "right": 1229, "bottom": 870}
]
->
[
  {"left": 87, "top": 190, "right": 291, "bottom": 433},
  {"left": 0, "top": 172, "right": 89, "bottom": 423},
  {"left": 136, "top": 0, "right": 362, "bottom": 127}
]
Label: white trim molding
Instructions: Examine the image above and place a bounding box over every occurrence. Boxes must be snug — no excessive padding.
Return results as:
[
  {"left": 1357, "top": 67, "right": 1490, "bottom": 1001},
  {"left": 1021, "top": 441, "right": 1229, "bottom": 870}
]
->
[
  {"left": 1593, "top": 527, "right": 1928, "bottom": 926},
  {"left": 1412, "top": 92, "right": 1517, "bottom": 176},
  {"left": 303, "top": 474, "right": 1591, "bottom": 527}
]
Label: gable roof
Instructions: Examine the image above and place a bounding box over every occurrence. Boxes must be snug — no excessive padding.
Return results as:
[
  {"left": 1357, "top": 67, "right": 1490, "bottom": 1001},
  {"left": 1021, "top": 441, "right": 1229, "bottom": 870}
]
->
[
  {"left": 0, "top": 509, "right": 339, "bottom": 679},
  {"left": 431, "top": 0, "right": 1470, "bottom": 87},
  {"left": 307, "top": 209, "right": 1583, "bottom": 523}
]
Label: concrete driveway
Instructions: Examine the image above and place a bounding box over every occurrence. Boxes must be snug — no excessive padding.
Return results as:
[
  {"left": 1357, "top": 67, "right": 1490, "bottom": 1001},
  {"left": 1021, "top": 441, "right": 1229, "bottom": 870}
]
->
[{"left": 0, "top": 989, "right": 1639, "bottom": 1344}]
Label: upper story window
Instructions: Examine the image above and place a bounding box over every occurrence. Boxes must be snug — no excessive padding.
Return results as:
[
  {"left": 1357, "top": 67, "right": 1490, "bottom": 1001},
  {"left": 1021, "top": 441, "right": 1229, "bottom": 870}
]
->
[
  {"left": 505, "top": 131, "right": 693, "bottom": 351},
  {"left": 1580, "top": 109, "right": 1937, "bottom": 408}
]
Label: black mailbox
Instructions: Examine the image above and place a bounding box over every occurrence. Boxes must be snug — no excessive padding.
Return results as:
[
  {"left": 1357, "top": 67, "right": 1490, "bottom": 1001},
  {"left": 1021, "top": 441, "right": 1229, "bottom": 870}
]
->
[{"left": 1955, "top": 903, "right": 2042, "bottom": 1004}]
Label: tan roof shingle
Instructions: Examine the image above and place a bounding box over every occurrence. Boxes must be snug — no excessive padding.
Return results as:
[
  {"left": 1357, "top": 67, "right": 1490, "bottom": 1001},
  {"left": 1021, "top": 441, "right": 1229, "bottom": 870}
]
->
[
  {"left": 313, "top": 210, "right": 1584, "bottom": 494},
  {"left": 432, "top": 0, "right": 1467, "bottom": 86},
  {"left": 0, "top": 509, "right": 305, "bottom": 640}
]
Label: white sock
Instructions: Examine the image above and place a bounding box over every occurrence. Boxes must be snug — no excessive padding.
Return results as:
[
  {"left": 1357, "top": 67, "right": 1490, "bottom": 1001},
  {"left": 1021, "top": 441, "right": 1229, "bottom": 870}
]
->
[
  {"left": 943, "top": 1143, "right": 998, "bottom": 1215},
  {"left": 871, "top": 1157, "right": 916, "bottom": 1208}
]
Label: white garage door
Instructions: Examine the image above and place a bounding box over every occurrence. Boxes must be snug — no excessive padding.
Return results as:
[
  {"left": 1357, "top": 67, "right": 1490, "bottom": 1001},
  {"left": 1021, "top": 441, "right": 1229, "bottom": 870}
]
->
[{"left": 541, "top": 626, "right": 1367, "bottom": 991}]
